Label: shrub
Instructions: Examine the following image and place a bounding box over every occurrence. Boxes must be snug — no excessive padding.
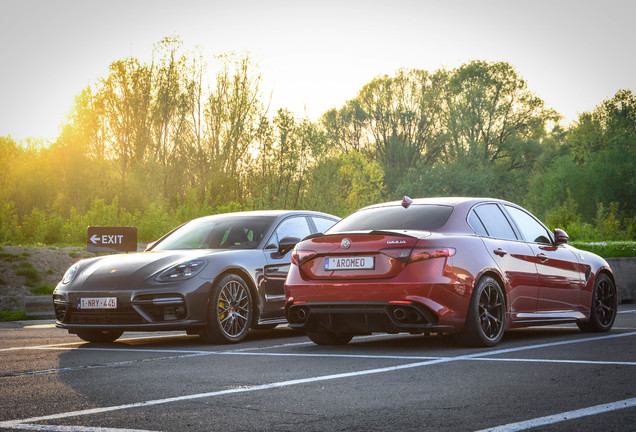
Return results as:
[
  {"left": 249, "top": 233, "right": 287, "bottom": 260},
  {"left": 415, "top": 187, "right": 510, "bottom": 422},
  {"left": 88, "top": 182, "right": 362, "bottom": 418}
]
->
[{"left": 571, "top": 241, "right": 636, "bottom": 258}]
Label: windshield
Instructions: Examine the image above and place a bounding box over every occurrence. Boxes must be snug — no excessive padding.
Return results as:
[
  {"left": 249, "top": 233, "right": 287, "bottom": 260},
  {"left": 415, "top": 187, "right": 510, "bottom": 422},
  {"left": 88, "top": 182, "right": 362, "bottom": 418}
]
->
[
  {"left": 153, "top": 216, "right": 276, "bottom": 251},
  {"left": 328, "top": 204, "right": 453, "bottom": 233}
]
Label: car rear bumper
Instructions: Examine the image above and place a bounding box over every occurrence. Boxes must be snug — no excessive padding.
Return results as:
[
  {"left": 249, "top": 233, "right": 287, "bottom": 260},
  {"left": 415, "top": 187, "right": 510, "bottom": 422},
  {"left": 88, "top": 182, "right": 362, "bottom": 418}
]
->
[{"left": 286, "top": 301, "right": 457, "bottom": 335}]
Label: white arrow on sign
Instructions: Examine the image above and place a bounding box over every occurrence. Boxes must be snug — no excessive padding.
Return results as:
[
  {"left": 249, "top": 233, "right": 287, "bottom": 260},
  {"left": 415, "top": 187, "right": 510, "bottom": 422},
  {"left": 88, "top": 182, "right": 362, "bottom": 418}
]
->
[{"left": 90, "top": 234, "right": 101, "bottom": 243}]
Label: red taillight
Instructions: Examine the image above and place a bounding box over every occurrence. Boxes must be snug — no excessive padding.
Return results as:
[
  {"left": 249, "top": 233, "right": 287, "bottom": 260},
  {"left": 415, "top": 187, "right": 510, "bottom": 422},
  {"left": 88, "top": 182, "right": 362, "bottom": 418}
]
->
[
  {"left": 409, "top": 247, "right": 455, "bottom": 263},
  {"left": 380, "top": 247, "right": 455, "bottom": 264},
  {"left": 291, "top": 249, "right": 316, "bottom": 266},
  {"left": 380, "top": 248, "right": 412, "bottom": 263}
]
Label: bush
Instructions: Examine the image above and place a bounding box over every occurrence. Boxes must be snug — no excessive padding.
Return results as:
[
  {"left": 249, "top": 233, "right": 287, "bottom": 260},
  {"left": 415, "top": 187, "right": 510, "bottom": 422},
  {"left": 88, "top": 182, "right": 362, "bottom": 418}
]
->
[
  {"left": 571, "top": 241, "right": 636, "bottom": 258},
  {"left": 30, "top": 284, "right": 56, "bottom": 296}
]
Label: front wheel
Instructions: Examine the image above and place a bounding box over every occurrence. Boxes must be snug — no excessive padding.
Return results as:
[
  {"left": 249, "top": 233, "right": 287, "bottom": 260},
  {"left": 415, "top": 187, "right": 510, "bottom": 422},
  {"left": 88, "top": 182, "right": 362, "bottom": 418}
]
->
[
  {"left": 577, "top": 273, "right": 617, "bottom": 332},
  {"left": 76, "top": 329, "right": 123, "bottom": 343},
  {"left": 307, "top": 331, "right": 353, "bottom": 345},
  {"left": 200, "top": 274, "right": 253, "bottom": 344},
  {"left": 455, "top": 276, "right": 506, "bottom": 347}
]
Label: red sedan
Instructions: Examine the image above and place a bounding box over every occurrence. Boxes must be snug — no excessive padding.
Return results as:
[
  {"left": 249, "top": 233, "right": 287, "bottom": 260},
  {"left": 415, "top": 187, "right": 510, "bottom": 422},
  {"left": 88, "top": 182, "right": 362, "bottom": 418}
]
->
[{"left": 284, "top": 197, "right": 617, "bottom": 347}]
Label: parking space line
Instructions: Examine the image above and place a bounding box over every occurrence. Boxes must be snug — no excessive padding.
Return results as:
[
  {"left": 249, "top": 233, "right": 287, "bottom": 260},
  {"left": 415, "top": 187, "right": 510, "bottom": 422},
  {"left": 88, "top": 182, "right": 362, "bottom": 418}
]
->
[
  {"left": 475, "top": 396, "right": 636, "bottom": 431},
  {"left": 7, "top": 424, "right": 158, "bottom": 432},
  {"left": 2, "top": 331, "right": 635, "bottom": 430}
]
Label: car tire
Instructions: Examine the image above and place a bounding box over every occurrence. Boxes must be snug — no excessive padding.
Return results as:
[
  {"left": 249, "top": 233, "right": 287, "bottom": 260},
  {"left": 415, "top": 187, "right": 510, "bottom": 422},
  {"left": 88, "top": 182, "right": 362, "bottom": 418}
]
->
[
  {"left": 455, "top": 276, "right": 506, "bottom": 347},
  {"left": 76, "top": 329, "right": 123, "bottom": 343},
  {"left": 199, "top": 274, "right": 253, "bottom": 344},
  {"left": 307, "top": 331, "right": 353, "bottom": 345},
  {"left": 577, "top": 273, "right": 617, "bottom": 332}
]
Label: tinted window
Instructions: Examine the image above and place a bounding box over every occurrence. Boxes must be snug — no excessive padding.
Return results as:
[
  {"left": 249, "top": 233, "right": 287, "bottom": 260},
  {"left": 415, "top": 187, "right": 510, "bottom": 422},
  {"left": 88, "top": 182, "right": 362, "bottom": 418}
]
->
[
  {"left": 328, "top": 205, "right": 453, "bottom": 233},
  {"left": 473, "top": 204, "right": 517, "bottom": 240},
  {"left": 468, "top": 210, "right": 488, "bottom": 236},
  {"left": 268, "top": 217, "right": 312, "bottom": 248},
  {"left": 312, "top": 216, "right": 337, "bottom": 233},
  {"left": 505, "top": 205, "right": 552, "bottom": 244},
  {"left": 154, "top": 216, "right": 275, "bottom": 250}
]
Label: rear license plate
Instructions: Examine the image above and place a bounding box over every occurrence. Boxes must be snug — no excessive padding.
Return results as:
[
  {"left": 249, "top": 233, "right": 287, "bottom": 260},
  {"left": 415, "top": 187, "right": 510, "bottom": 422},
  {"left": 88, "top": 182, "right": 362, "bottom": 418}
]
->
[
  {"left": 78, "top": 297, "right": 117, "bottom": 309},
  {"left": 325, "top": 256, "right": 375, "bottom": 271}
]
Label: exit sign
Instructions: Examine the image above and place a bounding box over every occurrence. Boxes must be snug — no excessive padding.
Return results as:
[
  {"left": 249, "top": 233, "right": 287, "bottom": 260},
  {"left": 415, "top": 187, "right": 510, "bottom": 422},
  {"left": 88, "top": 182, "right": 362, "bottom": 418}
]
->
[{"left": 87, "top": 226, "right": 137, "bottom": 253}]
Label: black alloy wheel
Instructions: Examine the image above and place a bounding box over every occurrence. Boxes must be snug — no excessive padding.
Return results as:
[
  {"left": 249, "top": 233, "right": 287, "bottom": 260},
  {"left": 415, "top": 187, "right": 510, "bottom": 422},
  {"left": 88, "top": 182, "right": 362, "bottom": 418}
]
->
[
  {"left": 200, "top": 274, "right": 253, "bottom": 344},
  {"left": 456, "top": 276, "right": 506, "bottom": 347},
  {"left": 577, "top": 273, "right": 617, "bottom": 332}
]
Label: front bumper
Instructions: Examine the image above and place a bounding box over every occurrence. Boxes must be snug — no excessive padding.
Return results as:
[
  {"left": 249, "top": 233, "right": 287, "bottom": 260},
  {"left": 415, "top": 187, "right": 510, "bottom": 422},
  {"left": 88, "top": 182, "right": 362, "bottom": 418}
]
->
[{"left": 53, "top": 281, "right": 212, "bottom": 331}]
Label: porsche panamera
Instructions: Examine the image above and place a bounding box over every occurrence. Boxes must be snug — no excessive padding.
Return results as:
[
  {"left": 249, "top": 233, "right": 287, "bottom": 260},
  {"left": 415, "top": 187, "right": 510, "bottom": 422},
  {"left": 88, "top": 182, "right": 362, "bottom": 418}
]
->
[{"left": 53, "top": 210, "right": 338, "bottom": 343}]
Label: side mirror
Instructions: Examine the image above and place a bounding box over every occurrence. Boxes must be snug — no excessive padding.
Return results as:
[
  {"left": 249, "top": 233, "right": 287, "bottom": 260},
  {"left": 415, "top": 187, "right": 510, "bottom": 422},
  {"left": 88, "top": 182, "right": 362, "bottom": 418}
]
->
[
  {"left": 278, "top": 236, "right": 301, "bottom": 256},
  {"left": 554, "top": 229, "right": 569, "bottom": 245}
]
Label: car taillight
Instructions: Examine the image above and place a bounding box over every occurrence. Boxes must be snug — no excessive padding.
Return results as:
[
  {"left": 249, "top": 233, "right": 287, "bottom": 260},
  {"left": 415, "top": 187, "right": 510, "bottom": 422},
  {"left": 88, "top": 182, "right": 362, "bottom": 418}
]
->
[
  {"left": 381, "top": 247, "right": 455, "bottom": 264},
  {"left": 291, "top": 249, "right": 316, "bottom": 266},
  {"left": 380, "top": 248, "right": 412, "bottom": 263},
  {"left": 409, "top": 247, "right": 455, "bottom": 263}
]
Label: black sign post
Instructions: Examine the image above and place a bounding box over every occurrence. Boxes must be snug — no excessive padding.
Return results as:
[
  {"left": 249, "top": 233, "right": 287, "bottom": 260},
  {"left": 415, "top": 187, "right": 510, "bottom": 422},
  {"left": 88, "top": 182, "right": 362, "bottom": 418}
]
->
[{"left": 87, "top": 226, "right": 138, "bottom": 253}]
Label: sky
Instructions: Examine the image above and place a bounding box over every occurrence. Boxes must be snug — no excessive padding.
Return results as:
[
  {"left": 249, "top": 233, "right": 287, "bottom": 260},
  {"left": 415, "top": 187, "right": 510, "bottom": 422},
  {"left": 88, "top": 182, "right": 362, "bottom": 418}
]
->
[{"left": 1, "top": 0, "right": 635, "bottom": 143}]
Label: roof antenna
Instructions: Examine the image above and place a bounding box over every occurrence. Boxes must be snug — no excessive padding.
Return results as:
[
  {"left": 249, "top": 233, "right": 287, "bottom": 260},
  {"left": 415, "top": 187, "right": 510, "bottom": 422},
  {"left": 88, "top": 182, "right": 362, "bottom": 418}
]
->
[{"left": 402, "top": 196, "right": 413, "bottom": 209}]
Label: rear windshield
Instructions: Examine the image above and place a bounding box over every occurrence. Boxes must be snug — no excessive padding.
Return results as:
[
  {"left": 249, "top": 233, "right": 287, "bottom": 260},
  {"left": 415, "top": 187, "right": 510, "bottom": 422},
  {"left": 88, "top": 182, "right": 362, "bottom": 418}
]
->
[{"left": 328, "top": 205, "right": 453, "bottom": 233}]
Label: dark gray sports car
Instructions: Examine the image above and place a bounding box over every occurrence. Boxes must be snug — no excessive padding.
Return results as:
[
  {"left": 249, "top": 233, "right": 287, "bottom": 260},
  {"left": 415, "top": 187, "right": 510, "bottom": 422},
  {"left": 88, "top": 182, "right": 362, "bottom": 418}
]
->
[{"left": 53, "top": 210, "right": 339, "bottom": 343}]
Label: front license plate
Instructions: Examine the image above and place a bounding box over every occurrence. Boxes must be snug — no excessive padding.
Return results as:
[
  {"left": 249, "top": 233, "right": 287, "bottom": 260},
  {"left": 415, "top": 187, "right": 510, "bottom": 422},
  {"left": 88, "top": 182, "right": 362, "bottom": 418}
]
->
[
  {"left": 325, "top": 256, "right": 375, "bottom": 271},
  {"left": 78, "top": 297, "right": 117, "bottom": 309}
]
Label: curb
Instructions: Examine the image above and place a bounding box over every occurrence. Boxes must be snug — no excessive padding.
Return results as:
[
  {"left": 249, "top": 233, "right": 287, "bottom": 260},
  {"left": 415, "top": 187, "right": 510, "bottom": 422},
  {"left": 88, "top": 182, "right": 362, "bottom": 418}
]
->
[{"left": 24, "top": 296, "right": 55, "bottom": 319}]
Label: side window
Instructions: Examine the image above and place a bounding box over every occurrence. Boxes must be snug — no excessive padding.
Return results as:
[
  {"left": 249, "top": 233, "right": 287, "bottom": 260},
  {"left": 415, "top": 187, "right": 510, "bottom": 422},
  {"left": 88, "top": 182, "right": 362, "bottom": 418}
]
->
[
  {"left": 504, "top": 205, "right": 552, "bottom": 244},
  {"left": 269, "top": 217, "right": 312, "bottom": 248},
  {"left": 468, "top": 210, "right": 488, "bottom": 236},
  {"left": 473, "top": 204, "right": 517, "bottom": 241},
  {"left": 312, "top": 217, "right": 337, "bottom": 233}
]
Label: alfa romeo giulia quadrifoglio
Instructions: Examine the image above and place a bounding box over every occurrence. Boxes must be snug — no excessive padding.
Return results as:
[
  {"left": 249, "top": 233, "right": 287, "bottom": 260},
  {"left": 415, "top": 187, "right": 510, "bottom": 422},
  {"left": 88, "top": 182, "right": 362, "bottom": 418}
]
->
[
  {"left": 53, "top": 210, "right": 339, "bottom": 343},
  {"left": 284, "top": 197, "right": 617, "bottom": 347}
]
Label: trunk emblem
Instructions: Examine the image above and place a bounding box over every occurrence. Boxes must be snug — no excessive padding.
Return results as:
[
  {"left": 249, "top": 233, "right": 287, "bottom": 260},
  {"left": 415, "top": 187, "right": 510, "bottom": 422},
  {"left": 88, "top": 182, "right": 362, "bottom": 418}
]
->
[{"left": 341, "top": 238, "right": 351, "bottom": 249}]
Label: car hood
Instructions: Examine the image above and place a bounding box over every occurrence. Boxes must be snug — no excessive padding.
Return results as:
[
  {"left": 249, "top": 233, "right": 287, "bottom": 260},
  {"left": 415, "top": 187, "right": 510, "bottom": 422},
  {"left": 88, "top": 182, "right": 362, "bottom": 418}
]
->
[{"left": 66, "top": 250, "right": 224, "bottom": 287}]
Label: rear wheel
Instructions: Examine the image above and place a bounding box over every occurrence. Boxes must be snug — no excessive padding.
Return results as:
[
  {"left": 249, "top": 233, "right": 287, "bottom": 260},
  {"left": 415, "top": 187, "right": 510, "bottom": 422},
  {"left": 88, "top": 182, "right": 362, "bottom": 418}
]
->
[
  {"left": 577, "top": 273, "right": 617, "bottom": 332},
  {"left": 307, "top": 331, "right": 353, "bottom": 345},
  {"left": 455, "top": 276, "right": 506, "bottom": 347},
  {"left": 200, "top": 274, "right": 253, "bottom": 344},
  {"left": 76, "top": 329, "right": 123, "bottom": 343}
]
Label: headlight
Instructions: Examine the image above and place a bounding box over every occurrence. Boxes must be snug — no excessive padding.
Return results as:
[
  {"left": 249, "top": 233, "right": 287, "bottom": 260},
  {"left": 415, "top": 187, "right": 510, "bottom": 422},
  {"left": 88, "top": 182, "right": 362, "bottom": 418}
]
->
[
  {"left": 62, "top": 263, "right": 80, "bottom": 284},
  {"left": 155, "top": 259, "right": 206, "bottom": 282}
]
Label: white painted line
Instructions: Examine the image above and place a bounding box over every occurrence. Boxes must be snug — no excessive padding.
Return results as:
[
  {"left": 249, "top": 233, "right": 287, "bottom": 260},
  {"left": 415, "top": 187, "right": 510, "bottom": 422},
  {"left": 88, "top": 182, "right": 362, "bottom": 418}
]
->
[
  {"left": 618, "top": 309, "right": 636, "bottom": 314},
  {"left": 0, "top": 358, "right": 449, "bottom": 429},
  {"left": 468, "top": 357, "right": 636, "bottom": 367},
  {"left": 2, "top": 331, "right": 635, "bottom": 429},
  {"left": 476, "top": 396, "right": 636, "bottom": 431},
  {"left": 7, "top": 424, "right": 158, "bottom": 432}
]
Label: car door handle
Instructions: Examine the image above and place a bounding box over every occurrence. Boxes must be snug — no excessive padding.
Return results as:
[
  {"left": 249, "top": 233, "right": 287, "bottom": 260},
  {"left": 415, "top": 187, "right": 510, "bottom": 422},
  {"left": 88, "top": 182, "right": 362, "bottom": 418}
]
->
[
  {"left": 268, "top": 267, "right": 279, "bottom": 272},
  {"left": 537, "top": 253, "right": 549, "bottom": 263},
  {"left": 494, "top": 248, "right": 507, "bottom": 257}
]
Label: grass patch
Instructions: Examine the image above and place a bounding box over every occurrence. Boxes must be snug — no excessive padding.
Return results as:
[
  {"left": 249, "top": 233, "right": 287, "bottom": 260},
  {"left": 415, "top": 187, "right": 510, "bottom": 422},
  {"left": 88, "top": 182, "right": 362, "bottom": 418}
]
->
[
  {"left": 0, "top": 251, "right": 23, "bottom": 262},
  {"left": 69, "top": 251, "right": 79, "bottom": 258},
  {"left": 30, "top": 284, "right": 56, "bottom": 296},
  {"left": 14, "top": 262, "right": 42, "bottom": 284},
  {"left": 571, "top": 241, "right": 636, "bottom": 258},
  {"left": 0, "top": 309, "right": 29, "bottom": 322}
]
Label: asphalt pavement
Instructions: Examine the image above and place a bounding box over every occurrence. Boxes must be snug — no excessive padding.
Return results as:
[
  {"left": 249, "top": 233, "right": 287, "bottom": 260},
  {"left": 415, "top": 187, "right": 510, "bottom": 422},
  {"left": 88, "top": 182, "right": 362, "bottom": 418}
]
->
[{"left": 1, "top": 306, "right": 635, "bottom": 431}]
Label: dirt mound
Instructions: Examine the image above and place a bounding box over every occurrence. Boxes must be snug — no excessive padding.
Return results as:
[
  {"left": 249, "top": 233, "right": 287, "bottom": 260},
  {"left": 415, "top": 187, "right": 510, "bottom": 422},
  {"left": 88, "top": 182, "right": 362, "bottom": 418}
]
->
[{"left": 0, "top": 246, "right": 93, "bottom": 311}]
